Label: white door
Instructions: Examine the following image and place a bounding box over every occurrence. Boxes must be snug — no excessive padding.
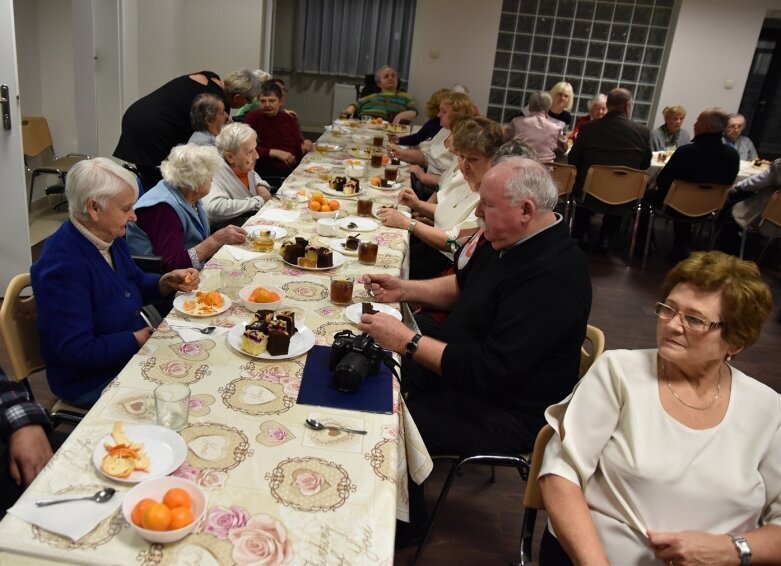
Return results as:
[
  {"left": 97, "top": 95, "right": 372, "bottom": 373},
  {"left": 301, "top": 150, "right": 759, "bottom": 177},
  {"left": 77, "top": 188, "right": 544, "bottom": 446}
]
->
[{"left": 0, "top": 0, "right": 32, "bottom": 296}]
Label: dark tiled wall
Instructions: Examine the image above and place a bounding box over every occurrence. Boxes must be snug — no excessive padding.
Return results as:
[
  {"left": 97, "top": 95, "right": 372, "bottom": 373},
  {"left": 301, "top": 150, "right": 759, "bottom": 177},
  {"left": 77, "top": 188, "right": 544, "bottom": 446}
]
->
[{"left": 489, "top": 0, "right": 674, "bottom": 125}]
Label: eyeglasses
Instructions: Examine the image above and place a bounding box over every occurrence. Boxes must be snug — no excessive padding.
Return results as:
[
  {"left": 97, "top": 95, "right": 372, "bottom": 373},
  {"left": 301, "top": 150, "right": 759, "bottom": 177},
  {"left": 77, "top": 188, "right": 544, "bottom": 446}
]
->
[{"left": 654, "top": 302, "right": 723, "bottom": 332}]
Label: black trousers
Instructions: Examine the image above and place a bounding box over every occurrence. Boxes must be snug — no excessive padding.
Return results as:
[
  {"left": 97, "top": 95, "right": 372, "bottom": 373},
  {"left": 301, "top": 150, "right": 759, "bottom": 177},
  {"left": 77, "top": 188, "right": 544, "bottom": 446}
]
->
[
  {"left": 540, "top": 528, "right": 575, "bottom": 566},
  {"left": 409, "top": 238, "right": 453, "bottom": 280}
]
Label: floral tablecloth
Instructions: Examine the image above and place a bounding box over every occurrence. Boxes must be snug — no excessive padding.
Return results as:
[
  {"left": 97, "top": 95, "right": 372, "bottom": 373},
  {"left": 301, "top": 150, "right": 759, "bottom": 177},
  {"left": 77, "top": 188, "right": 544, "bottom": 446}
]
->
[{"left": 0, "top": 125, "right": 432, "bottom": 566}]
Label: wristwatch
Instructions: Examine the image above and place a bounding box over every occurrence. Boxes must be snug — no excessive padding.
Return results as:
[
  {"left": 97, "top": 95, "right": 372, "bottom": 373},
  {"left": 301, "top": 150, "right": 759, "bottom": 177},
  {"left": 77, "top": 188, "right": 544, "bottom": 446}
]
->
[
  {"left": 728, "top": 533, "right": 751, "bottom": 565},
  {"left": 404, "top": 333, "right": 422, "bottom": 358},
  {"left": 407, "top": 219, "right": 418, "bottom": 234}
]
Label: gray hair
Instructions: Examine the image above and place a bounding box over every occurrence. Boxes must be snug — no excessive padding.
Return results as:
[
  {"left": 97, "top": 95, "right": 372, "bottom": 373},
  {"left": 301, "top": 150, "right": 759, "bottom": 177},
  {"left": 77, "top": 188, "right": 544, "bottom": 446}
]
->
[
  {"left": 702, "top": 107, "right": 730, "bottom": 133},
  {"left": 374, "top": 65, "right": 397, "bottom": 84},
  {"left": 253, "top": 69, "right": 272, "bottom": 83},
  {"left": 527, "top": 91, "right": 552, "bottom": 113},
  {"left": 501, "top": 157, "right": 559, "bottom": 210},
  {"left": 492, "top": 140, "right": 539, "bottom": 164},
  {"left": 216, "top": 123, "right": 257, "bottom": 157},
  {"left": 190, "top": 93, "right": 225, "bottom": 131},
  {"left": 160, "top": 144, "right": 222, "bottom": 192},
  {"left": 224, "top": 68, "right": 262, "bottom": 99},
  {"left": 587, "top": 93, "right": 607, "bottom": 110},
  {"left": 67, "top": 158, "right": 138, "bottom": 219}
]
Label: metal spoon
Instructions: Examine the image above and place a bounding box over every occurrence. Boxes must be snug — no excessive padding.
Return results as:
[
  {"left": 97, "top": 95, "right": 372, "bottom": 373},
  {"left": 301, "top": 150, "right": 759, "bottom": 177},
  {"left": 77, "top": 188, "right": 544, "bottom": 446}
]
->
[
  {"left": 169, "top": 325, "right": 217, "bottom": 335},
  {"left": 36, "top": 487, "right": 117, "bottom": 507},
  {"left": 305, "top": 418, "right": 367, "bottom": 435}
]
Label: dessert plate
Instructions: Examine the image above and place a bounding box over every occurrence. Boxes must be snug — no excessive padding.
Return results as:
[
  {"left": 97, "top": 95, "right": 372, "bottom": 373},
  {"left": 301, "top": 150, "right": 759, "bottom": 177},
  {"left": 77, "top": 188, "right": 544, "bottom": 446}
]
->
[
  {"left": 374, "top": 207, "right": 412, "bottom": 219},
  {"left": 173, "top": 293, "right": 232, "bottom": 317},
  {"left": 247, "top": 225, "right": 288, "bottom": 240},
  {"left": 368, "top": 180, "right": 401, "bottom": 191},
  {"left": 320, "top": 184, "right": 363, "bottom": 198},
  {"left": 282, "top": 250, "right": 346, "bottom": 270},
  {"left": 330, "top": 239, "right": 359, "bottom": 256},
  {"left": 304, "top": 162, "right": 334, "bottom": 174},
  {"left": 227, "top": 322, "right": 315, "bottom": 360},
  {"left": 344, "top": 303, "right": 402, "bottom": 324},
  {"left": 338, "top": 217, "right": 379, "bottom": 232},
  {"left": 92, "top": 425, "right": 187, "bottom": 484}
]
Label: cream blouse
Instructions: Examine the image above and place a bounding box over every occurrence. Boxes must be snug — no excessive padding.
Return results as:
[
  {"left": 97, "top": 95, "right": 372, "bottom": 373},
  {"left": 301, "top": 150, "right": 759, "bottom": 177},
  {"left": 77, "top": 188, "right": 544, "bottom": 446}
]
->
[{"left": 432, "top": 160, "right": 479, "bottom": 260}]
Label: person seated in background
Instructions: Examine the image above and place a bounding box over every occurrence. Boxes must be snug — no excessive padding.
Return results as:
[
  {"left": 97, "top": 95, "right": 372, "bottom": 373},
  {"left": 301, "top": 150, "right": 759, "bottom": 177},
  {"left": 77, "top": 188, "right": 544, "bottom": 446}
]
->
[
  {"left": 0, "top": 370, "right": 53, "bottom": 518},
  {"left": 648, "top": 107, "right": 739, "bottom": 261},
  {"left": 538, "top": 251, "right": 781, "bottom": 566},
  {"left": 244, "top": 81, "right": 312, "bottom": 185},
  {"left": 503, "top": 90, "right": 567, "bottom": 163},
  {"left": 32, "top": 159, "right": 200, "bottom": 408},
  {"left": 342, "top": 65, "right": 418, "bottom": 124},
  {"left": 203, "top": 123, "right": 272, "bottom": 227},
  {"left": 379, "top": 117, "right": 504, "bottom": 279},
  {"left": 187, "top": 93, "right": 229, "bottom": 147},
  {"left": 649, "top": 104, "right": 691, "bottom": 151},
  {"left": 389, "top": 91, "right": 476, "bottom": 196},
  {"left": 723, "top": 113, "right": 759, "bottom": 160},
  {"left": 387, "top": 88, "right": 448, "bottom": 146},
  {"left": 127, "top": 144, "right": 247, "bottom": 271},
  {"left": 358, "top": 157, "right": 591, "bottom": 544},
  {"left": 114, "top": 69, "right": 262, "bottom": 189},
  {"left": 570, "top": 93, "right": 607, "bottom": 141},
  {"left": 547, "top": 81, "right": 575, "bottom": 128}
]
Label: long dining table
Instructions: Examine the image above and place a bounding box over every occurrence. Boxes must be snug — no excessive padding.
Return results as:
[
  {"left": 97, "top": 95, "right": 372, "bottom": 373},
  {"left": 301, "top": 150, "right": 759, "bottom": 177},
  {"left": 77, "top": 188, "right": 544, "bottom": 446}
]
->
[{"left": 0, "top": 120, "right": 432, "bottom": 565}]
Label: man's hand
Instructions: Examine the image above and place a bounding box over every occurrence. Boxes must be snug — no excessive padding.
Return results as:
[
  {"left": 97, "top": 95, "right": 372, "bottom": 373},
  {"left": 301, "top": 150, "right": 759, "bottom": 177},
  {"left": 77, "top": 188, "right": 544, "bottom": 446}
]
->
[
  {"left": 301, "top": 139, "right": 313, "bottom": 154},
  {"left": 270, "top": 149, "right": 296, "bottom": 168},
  {"left": 8, "top": 425, "right": 52, "bottom": 487},
  {"left": 647, "top": 530, "right": 738, "bottom": 566},
  {"left": 359, "top": 274, "right": 405, "bottom": 303},
  {"left": 357, "top": 313, "right": 415, "bottom": 353}
]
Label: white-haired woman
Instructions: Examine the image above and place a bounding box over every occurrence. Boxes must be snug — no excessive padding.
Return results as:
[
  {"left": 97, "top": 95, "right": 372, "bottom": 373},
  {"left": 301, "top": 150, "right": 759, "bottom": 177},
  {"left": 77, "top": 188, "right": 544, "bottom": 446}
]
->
[
  {"left": 31, "top": 158, "right": 200, "bottom": 408},
  {"left": 570, "top": 93, "right": 607, "bottom": 141},
  {"left": 504, "top": 91, "right": 567, "bottom": 162},
  {"left": 127, "top": 144, "right": 247, "bottom": 271},
  {"left": 188, "top": 93, "right": 229, "bottom": 146},
  {"left": 202, "top": 123, "right": 272, "bottom": 225}
]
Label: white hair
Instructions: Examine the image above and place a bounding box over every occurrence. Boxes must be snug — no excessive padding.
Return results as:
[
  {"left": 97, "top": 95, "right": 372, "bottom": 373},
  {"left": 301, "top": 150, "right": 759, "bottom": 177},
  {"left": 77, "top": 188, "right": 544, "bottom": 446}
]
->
[
  {"left": 67, "top": 158, "right": 138, "bottom": 220},
  {"left": 160, "top": 144, "right": 222, "bottom": 192},
  {"left": 501, "top": 157, "right": 559, "bottom": 210},
  {"left": 216, "top": 122, "right": 257, "bottom": 157},
  {"left": 587, "top": 93, "right": 607, "bottom": 110}
]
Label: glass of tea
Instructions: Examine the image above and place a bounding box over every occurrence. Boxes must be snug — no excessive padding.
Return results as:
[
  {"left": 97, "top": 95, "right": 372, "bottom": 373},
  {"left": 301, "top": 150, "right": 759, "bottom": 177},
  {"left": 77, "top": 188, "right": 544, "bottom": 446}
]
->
[
  {"left": 357, "top": 197, "right": 373, "bottom": 217},
  {"left": 330, "top": 275, "right": 354, "bottom": 305},
  {"left": 358, "top": 241, "right": 379, "bottom": 265},
  {"left": 384, "top": 165, "right": 399, "bottom": 183},
  {"left": 370, "top": 148, "right": 383, "bottom": 168},
  {"left": 372, "top": 134, "right": 384, "bottom": 147},
  {"left": 315, "top": 142, "right": 329, "bottom": 154},
  {"left": 251, "top": 230, "right": 274, "bottom": 252}
]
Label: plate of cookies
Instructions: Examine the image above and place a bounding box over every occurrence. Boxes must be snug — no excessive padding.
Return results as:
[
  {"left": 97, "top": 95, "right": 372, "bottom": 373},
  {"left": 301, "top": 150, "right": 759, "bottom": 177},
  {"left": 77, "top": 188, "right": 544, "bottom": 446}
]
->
[{"left": 92, "top": 422, "right": 187, "bottom": 484}]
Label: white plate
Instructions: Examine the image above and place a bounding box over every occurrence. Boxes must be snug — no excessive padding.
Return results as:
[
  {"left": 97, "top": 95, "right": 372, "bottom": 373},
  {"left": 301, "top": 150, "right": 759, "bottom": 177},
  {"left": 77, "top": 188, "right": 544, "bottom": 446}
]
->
[
  {"left": 368, "top": 181, "right": 401, "bottom": 191},
  {"left": 344, "top": 303, "right": 402, "bottom": 324},
  {"left": 278, "top": 187, "right": 309, "bottom": 202},
  {"left": 282, "top": 250, "right": 346, "bottom": 270},
  {"left": 330, "top": 239, "right": 360, "bottom": 256},
  {"left": 321, "top": 184, "right": 363, "bottom": 198},
  {"left": 173, "top": 292, "right": 232, "bottom": 317},
  {"left": 374, "top": 206, "right": 411, "bottom": 219},
  {"left": 338, "top": 217, "right": 379, "bottom": 232},
  {"left": 227, "top": 322, "right": 315, "bottom": 360},
  {"left": 304, "top": 162, "right": 334, "bottom": 174},
  {"left": 248, "top": 225, "right": 288, "bottom": 240},
  {"left": 92, "top": 424, "right": 187, "bottom": 484},
  {"left": 348, "top": 147, "right": 371, "bottom": 159}
]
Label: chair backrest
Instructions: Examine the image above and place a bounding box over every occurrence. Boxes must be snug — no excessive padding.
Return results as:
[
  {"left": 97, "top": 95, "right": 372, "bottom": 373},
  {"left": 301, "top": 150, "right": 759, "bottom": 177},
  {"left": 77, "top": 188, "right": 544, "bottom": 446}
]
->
[
  {"left": 21, "top": 116, "right": 54, "bottom": 159},
  {"left": 760, "top": 190, "right": 781, "bottom": 229},
  {"left": 582, "top": 165, "right": 649, "bottom": 206},
  {"left": 662, "top": 180, "right": 732, "bottom": 217},
  {"left": 522, "top": 424, "right": 555, "bottom": 510},
  {"left": 0, "top": 273, "right": 45, "bottom": 381},
  {"left": 580, "top": 324, "right": 605, "bottom": 379},
  {"left": 543, "top": 162, "right": 577, "bottom": 196}
]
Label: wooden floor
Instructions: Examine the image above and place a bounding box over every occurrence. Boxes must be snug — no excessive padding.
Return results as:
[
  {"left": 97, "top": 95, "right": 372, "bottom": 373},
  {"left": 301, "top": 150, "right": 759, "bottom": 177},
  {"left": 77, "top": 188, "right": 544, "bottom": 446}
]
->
[{"left": 6, "top": 223, "right": 781, "bottom": 566}]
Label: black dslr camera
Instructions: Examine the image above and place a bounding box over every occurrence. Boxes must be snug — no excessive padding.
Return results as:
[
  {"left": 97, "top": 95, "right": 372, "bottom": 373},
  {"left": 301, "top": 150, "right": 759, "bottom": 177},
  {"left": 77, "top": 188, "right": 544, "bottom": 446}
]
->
[{"left": 329, "top": 330, "right": 385, "bottom": 393}]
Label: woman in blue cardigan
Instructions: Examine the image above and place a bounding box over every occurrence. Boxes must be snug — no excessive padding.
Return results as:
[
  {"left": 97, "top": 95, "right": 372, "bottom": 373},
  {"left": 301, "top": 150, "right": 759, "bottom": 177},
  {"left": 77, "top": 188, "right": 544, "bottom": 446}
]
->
[{"left": 31, "top": 158, "right": 200, "bottom": 408}]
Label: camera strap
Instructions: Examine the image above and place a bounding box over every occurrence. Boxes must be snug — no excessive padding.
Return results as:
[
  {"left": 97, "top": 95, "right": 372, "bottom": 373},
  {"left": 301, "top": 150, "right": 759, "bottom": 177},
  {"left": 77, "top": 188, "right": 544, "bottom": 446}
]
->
[{"left": 381, "top": 352, "right": 402, "bottom": 384}]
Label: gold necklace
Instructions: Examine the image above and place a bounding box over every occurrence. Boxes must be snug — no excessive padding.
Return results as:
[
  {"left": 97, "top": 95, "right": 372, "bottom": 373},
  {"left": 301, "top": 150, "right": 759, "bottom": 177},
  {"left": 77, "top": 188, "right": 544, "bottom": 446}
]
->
[{"left": 662, "top": 359, "right": 722, "bottom": 411}]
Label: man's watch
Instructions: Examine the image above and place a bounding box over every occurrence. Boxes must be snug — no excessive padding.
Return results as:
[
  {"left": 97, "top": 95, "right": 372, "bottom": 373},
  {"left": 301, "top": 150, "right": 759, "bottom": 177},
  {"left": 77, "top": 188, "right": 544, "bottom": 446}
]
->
[
  {"left": 404, "top": 334, "right": 422, "bottom": 358},
  {"left": 728, "top": 533, "right": 751, "bottom": 565}
]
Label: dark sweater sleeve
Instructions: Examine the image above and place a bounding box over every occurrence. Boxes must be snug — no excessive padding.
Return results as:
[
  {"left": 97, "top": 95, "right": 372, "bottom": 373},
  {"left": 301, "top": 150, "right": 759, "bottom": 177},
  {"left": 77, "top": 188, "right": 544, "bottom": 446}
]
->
[
  {"left": 399, "top": 118, "right": 441, "bottom": 146},
  {"left": 135, "top": 204, "right": 194, "bottom": 271}
]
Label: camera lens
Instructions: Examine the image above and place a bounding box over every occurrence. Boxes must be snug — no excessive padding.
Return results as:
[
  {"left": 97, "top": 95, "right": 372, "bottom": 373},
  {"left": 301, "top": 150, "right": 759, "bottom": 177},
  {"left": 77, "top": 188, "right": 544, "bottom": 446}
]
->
[{"left": 333, "top": 352, "right": 369, "bottom": 393}]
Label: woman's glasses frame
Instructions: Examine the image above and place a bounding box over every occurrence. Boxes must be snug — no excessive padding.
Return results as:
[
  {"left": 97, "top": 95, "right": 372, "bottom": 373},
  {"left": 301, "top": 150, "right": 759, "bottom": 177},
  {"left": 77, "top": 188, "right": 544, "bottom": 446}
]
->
[{"left": 654, "top": 302, "right": 723, "bottom": 332}]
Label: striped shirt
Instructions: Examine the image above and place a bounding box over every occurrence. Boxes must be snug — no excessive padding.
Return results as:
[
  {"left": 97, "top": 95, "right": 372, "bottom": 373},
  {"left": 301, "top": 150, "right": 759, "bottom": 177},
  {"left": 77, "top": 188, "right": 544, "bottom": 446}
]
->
[{"left": 356, "top": 91, "right": 417, "bottom": 121}]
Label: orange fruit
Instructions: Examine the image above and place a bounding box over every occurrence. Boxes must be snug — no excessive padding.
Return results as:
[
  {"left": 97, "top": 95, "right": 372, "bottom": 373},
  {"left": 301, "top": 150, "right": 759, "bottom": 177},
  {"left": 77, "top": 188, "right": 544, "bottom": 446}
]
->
[
  {"left": 370, "top": 177, "right": 381, "bottom": 186},
  {"left": 311, "top": 192, "right": 325, "bottom": 203},
  {"left": 320, "top": 204, "right": 331, "bottom": 212},
  {"left": 168, "top": 506, "right": 194, "bottom": 530},
  {"left": 250, "top": 288, "right": 276, "bottom": 303},
  {"left": 163, "top": 487, "right": 191, "bottom": 511},
  {"left": 132, "top": 498, "right": 156, "bottom": 527},
  {"left": 308, "top": 200, "right": 322, "bottom": 211},
  {"left": 267, "top": 291, "right": 281, "bottom": 302},
  {"left": 142, "top": 502, "right": 172, "bottom": 531},
  {"left": 381, "top": 155, "right": 390, "bottom": 165},
  {"left": 328, "top": 200, "right": 340, "bottom": 210}
]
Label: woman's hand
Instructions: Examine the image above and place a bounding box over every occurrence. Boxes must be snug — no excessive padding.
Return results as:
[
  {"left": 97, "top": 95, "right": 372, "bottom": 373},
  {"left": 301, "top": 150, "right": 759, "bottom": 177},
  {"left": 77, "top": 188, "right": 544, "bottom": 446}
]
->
[
  {"left": 357, "top": 313, "right": 415, "bottom": 353},
  {"left": 211, "top": 225, "right": 247, "bottom": 246},
  {"left": 398, "top": 187, "right": 420, "bottom": 210},
  {"left": 359, "top": 274, "right": 405, "bottom": 303},
  {"left": 408, "top": 164, "right": 426, "bottom": 179},
  {"left": 647, "top": 530, "right": 737, "bottom": 566},
  {"left": 376, "top": 207, "right": 411, "bottom": 230},
  {"left": 159, "top": 268, "right": 200, "bottom": 296},
  {"left": 133, "top": 327, "right": 153, "bottom": 347}
]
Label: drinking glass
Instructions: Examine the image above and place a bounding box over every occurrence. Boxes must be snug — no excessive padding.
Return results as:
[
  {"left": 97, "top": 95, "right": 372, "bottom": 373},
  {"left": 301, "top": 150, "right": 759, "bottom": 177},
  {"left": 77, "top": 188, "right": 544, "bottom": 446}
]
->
[
  {"left": 330, "top": 275, "right": 354, "bottom": 305},
  {"left": 154, "top": 383, "right": 190, "bottom": 431},
  {"left": 370, "top": 148, "right": 383, "bottom": 168},
  {"left": 384, "top": 165, "right": 399, "bottom": 183},
  {"left": 357, "top": 197, "right": 373, "bottom": 217},
  {"left": 221, "top": 267, "right": 245, "bottom": 301},
  {"left": 358, "top": 241, "right": 378, "bottom": 265}
]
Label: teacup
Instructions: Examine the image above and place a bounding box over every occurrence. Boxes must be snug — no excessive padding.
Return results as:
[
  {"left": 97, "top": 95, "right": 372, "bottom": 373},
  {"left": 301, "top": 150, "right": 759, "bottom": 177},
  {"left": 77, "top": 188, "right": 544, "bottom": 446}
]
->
[
  {"left": 317, "top": 218, "right": 340, "bottom": 237},
  {"left": 346, "top": 164, "right": 366, "bottom": 178}
]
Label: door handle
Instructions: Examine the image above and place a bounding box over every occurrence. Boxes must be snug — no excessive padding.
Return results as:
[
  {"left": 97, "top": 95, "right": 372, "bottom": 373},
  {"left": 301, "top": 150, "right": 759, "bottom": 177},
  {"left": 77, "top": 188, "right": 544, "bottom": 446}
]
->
[{"left": 0, "top": 85, "right": 10, "bottom": 131}]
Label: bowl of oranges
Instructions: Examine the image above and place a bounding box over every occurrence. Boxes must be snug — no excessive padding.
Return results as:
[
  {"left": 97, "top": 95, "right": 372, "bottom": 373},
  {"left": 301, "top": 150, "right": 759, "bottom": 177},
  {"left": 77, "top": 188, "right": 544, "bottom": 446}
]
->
[
  {"left": 122, "top": 477, "right": 206, "bottom": 544},
  {"left": 239, "top": 285, "right": 285, "bottom": 312},
  {"left": 308, "top": 192, "right": 341, "bottom": 219}
]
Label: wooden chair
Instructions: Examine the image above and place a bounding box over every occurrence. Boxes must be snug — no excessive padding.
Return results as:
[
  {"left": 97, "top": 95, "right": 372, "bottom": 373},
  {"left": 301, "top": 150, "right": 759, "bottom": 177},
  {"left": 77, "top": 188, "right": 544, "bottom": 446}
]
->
[
  {"left": 517, "top": 424, "right": 555, "bottom": 565},
  {"left": 572, "top": 165, "right": 649, "bottom": 263},
  {"left": 739, "top": 189, "right": 781, "bottom": 260},
  {"left": 22, "top": 116, "right": 90, "bottom": 206},
  {"left": 414, "top": 324, "right": 606, "bottom": 565},
  {"left": 543, "top": 162, "right": 577, "bottom": 229},
  {"left": 641, "top": 180, "right": 732, "bottom": 269},
  {"left": 0, "top": 274, "right": 86, "bottom": 427}
]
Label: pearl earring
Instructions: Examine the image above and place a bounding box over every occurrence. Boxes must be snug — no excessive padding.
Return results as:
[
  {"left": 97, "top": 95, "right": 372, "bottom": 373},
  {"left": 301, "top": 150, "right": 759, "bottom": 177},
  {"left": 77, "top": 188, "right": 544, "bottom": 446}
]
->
[{"left": 726, "top": 354, "right": 733, "bottom": 362}]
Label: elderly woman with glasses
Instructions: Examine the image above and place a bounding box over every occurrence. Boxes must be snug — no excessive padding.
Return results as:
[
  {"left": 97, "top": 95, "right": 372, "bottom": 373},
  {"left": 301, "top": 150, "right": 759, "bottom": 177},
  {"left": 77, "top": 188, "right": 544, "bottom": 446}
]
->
[
  {"left": 538, "top": 251, "right": 781, "bottom": 566},
  {"left": 31, "top": 159, "right": 200, "bottom": 408},
  {"left": 202, "top": 123, "right": 272, "bottom": 226},
  {"left": 126, "top": 144, "right": 247, "bottom": 271}
]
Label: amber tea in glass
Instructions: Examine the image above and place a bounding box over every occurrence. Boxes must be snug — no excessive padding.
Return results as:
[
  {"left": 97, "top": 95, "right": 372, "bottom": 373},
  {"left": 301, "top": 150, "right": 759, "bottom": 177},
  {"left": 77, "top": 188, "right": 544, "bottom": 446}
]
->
[
  {"left": 330, "top": 275, "right": 354, "bottom": 305},
  {"left": 358, "top": 241, "right": 378, "bottom": 265},
  {"left": 370, "top": 148, "right": 383, "bottom": 168},
  {"left": 357, "top": 198, "right": 373, "bottom": 217},
  {"left": 384, "top": 165, "right": 398, "bottom": 182}
]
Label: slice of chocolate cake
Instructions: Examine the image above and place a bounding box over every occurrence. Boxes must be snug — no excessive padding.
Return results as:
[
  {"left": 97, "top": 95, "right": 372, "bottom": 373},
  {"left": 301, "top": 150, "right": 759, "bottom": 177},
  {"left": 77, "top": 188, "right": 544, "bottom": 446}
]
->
[
  {"left": 266, "top": 319, "right": 292, "bottom": 356},
  {"left": 281, "top": 239, "right": 306, "bottom": 265},
  {"left": 362, "top": 302, "right": 379, "bottom": 315},
  {"left": 345, "top": 235, "right": 360, "bottom": 250},
  {"left": 316, "top": 247, "right": 333, "bottom": 268}
]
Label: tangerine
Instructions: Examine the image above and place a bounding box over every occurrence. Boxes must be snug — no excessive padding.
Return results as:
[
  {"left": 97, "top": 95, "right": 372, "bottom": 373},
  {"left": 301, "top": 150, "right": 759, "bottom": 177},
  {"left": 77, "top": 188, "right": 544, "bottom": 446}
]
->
[
  {"left": 329, "top": 200, "right": 340, "bottom": 210},
  {"left": 311, "top": 192, "right": 325, "bottom": 203},
  {"left": 381, "top": 155, "right": 390, "bottom": 165},
  {"left": 168, "top": 506, "right": 195, "bottom": 530},
  {"left": 308, "top": 200, "right": 322, "bottom": 211},
  {"left": 162, "top": 487, "right": 191, "bottom": 511},
  {"left": 250, "top": 288, "right": 275, "bottom": 303},
  {"left": 142, "top": 502, "right": 172, "bottom": 531},
  {"left": 131, "top": 498, "right": 156, "bottom": 527},
  {"left": 320, "top": 204, "right": 331, "bottom": 212}
]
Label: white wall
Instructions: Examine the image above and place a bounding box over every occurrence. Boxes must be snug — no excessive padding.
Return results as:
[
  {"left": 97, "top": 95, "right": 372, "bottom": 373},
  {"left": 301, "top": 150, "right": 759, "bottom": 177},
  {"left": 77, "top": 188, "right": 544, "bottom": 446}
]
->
[
  {"left": 652, "top": 0, "right": 778, "bottom": 129},
  {"left": 407, "top": 0, "right": 502, "bottom": 123}
]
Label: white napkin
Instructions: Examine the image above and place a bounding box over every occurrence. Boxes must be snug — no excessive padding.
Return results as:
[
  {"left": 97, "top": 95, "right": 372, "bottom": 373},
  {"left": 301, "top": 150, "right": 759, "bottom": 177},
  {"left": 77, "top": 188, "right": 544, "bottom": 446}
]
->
[
  {"left": 258, "top": 209, "right": 301, "bottom": 223},
  {"left": 167, "top": 321, "right": 230, "bottom": 343},
  {"left": 224, "top": 245, "right": 267, "bottom": 262},
  {"left": 8, "top": 490, "right": 125, "bottom": 542}
]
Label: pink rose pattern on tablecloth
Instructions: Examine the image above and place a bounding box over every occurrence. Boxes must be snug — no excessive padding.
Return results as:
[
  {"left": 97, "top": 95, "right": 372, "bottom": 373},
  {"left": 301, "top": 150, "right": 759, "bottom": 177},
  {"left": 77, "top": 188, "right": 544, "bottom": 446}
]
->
[
  {"left": 159, "top": 360, "right": 192, "bottom": 378},
  {"left": 171, "top": 463, "right": 228, "bottom": 490},
  {"left": 291, "top": 469, "right": 329, "bottom": 496},
  {"left": 171, "top": 462, "right": 200, "bottom": 482},
  {"left": 189, "top": 397, "right": 205, "bottom": 411},
  {"left": 177, "top": 342, "right": 204, "bottom": 357},
  {"left": 202, "top": 505, "right": 250, "bottom": 539},
  {"left": 224, "top": 512, "right": 293, "bottom": 565},
  {"left": 266, "top": 426, "right": 289, "bottom": 443}
]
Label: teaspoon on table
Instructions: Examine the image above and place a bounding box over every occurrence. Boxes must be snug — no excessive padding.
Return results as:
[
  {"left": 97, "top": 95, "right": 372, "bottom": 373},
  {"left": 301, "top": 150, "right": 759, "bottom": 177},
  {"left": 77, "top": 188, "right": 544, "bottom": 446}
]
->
[
  {"left": 169, "top": 325, "right": 217, "bottom": 335},
  {"left": 36, "top": 487, "right": 117, "bottom": 507},
  {"left": 305, "top": 418, "right": 367, "bottom": 435}
]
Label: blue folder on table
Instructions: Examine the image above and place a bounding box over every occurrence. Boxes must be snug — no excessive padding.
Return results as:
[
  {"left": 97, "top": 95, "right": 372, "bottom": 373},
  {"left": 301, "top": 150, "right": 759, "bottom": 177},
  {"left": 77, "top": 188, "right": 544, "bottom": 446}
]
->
[{"left": 297, "top": 345, "right": 393, "bottom": 414}]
